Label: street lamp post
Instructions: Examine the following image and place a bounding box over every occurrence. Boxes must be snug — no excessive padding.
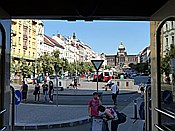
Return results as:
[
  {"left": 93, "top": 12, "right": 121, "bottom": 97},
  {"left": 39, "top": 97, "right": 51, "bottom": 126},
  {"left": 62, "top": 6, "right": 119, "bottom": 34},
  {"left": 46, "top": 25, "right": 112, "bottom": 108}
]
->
[{"left": 54, "top": 63, "right": 59, "bottom": 107}]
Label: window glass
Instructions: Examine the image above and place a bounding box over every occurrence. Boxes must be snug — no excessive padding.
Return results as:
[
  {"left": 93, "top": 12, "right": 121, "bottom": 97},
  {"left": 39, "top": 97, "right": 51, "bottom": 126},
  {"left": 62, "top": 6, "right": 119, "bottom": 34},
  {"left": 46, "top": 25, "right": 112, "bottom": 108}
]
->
[{"left": 160, "top": 21, "right": 175, "bottom": 130}]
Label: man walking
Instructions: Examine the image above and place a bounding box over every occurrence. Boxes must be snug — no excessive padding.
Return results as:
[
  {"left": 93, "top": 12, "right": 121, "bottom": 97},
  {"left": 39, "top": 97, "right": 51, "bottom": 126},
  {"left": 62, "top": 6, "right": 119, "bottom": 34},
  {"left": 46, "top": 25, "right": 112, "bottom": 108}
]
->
[
  {"left": 20, "top": 81, "right": 28, "bottom": 103},
  {"left": 111, "top": 83, "right": 119, "bottom": 105}
]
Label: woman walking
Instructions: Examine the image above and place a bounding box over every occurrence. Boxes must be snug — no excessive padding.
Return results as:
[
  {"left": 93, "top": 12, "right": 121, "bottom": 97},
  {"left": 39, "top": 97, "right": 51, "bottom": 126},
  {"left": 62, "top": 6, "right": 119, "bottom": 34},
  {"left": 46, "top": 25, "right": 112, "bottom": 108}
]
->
[{"left": 48, "top": 81, "right": 54, "bottom": 103}]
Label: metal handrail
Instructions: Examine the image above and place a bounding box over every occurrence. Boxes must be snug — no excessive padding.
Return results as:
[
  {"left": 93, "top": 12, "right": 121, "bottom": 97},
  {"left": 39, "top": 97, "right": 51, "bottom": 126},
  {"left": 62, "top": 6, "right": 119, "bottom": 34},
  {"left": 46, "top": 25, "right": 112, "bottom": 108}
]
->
[
  {"left": 0, "top": 126, "right": 7, "bottom": 131},
  {"left": 154, "top": 124, "right": 164, "bottom": 131},
  {"left": 144, "top": 85, "right": 151, "bottom": 131},
  {"left": 0, "top": 109, "right": 7, "bottom": 115},
  {"left": 155, "top": 108, "right": 175, "bottom": 119}
]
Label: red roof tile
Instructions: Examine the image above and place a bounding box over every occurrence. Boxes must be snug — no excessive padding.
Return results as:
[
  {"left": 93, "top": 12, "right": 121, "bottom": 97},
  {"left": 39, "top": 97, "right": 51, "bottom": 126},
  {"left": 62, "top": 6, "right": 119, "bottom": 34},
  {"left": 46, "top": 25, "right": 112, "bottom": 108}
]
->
[
  {"left": 44, "top": 36, "right": 54, "bottom": 47},
  {"left": 44, "top": 34, "right": 64, "bottom": 49}
]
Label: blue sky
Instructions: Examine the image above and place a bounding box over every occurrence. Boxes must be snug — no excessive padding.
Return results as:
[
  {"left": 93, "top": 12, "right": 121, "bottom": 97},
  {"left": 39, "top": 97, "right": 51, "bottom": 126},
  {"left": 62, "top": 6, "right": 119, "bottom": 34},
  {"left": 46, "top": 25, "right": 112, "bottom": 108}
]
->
[{"left": 43, "top": 20, "right": 150, "bottom": 55}]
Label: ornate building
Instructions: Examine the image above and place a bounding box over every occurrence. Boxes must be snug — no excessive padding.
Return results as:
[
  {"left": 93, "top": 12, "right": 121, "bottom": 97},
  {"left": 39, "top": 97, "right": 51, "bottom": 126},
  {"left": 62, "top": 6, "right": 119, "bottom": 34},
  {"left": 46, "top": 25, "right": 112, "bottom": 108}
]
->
[{"left": 105, "top": 42, "right": 138, "bottom": 68}]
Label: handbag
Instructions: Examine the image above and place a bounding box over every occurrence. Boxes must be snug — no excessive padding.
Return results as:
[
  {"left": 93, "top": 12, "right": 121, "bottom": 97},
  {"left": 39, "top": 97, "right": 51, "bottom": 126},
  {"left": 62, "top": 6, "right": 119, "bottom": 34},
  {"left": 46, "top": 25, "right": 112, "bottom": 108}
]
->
[{"left": 33, "top": 90, "right": 37, "bottom": 95}]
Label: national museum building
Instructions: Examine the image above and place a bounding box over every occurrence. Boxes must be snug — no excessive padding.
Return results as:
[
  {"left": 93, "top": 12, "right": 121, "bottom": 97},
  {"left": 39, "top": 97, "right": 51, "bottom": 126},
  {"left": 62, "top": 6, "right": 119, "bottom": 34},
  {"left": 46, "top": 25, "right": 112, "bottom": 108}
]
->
[{"left": 105, "top": 42, "right": 138, "bottom": 68}]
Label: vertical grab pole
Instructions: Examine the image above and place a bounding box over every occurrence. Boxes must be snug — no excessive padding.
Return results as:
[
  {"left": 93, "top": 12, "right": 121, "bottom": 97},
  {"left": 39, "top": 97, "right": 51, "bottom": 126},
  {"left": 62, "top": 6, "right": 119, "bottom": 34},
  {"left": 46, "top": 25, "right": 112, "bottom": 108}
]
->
[{"left": 10, "top": 86, "right": 15, "bottom": 131}]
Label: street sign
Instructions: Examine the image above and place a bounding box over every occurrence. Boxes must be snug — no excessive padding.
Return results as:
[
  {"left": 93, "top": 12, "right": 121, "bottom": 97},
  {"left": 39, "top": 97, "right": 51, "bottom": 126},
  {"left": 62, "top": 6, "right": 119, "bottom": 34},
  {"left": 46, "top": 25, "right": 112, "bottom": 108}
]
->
[
  {"left": 91, "top": 60, "right": 104, "bottom": 70},
  {"left": 15, "top": 90, "right": 22, "bottom": 105},
  {"left": 162, "top": 90, "right": 173, "bottom": 105}
]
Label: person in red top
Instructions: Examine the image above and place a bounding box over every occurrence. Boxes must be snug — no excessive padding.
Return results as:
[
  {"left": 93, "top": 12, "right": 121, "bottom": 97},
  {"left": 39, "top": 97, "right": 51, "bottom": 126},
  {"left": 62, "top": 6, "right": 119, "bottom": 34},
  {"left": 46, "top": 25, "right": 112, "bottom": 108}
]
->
[
  {"left": 88, "top": 92, "right": 102, "bottom": 117},
  {"left": 88, "top": 92, "right": 102, "bottom": 131}
]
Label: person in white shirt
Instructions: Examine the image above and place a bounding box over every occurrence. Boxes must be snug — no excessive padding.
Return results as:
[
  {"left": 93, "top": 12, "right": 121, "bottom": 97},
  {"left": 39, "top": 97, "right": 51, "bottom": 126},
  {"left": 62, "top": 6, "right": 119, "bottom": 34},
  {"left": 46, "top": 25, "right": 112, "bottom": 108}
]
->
[
  {"left": 106, "top": 79, "right": 112, "bottom": 89},
  {"left": 111, "top": 83, "right": 119, "bottom": 105}
]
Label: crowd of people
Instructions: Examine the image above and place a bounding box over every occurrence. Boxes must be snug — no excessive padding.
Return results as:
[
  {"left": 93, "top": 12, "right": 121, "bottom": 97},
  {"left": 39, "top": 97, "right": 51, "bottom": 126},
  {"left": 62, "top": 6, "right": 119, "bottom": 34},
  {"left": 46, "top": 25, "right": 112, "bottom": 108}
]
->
[{"left": 20, "top": 80, "right": 54, "bottom": 103}]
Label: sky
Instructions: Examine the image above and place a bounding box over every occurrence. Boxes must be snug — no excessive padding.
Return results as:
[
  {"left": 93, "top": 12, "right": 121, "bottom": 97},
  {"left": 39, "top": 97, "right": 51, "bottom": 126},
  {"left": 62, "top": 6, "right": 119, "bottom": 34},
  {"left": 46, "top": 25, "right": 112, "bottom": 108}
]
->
[{"left": 43, "top": 20, "right": 150, "bottom": 55}]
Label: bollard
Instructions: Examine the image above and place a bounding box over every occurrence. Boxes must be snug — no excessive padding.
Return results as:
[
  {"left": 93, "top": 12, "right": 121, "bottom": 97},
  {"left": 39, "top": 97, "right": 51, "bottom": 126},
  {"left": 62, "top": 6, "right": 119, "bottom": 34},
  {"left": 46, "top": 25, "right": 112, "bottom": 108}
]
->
[
  {"left": 131, "top": 99, "right": 139, "bottom": 123},
  {"left": 134, "top": 99, "right": 137, "bottom": 119}
]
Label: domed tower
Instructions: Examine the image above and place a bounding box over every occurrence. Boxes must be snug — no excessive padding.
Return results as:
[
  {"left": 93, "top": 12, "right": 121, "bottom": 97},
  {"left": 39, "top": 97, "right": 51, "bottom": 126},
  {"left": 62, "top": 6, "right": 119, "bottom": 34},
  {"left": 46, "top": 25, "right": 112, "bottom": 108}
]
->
[
  {"left": 117, "top": 41, "right": 127, "bottom": 67},
  {"left": 117, "top": 41, "right": 127, "bottom": 56}
]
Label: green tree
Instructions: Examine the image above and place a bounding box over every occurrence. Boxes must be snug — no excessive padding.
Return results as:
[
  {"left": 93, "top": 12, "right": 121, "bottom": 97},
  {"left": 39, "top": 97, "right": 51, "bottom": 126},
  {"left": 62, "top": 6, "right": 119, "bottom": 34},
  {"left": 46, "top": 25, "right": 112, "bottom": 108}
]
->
[{"left": 161, "top": 45, "right": 170, "bottom": 76}]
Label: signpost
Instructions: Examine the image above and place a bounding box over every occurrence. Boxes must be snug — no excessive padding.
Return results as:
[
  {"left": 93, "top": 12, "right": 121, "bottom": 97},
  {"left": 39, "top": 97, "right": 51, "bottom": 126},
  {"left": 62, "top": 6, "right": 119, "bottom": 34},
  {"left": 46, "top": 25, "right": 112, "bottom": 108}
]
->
[
  {"left": 91, "top": 59, "right": 104, "bottom": 92},
  {"left": 14, "top": 90, "right": 22, "bottom": 105},
  {"left": 14, "top": 90, "right": 22, "bottom": 130}
]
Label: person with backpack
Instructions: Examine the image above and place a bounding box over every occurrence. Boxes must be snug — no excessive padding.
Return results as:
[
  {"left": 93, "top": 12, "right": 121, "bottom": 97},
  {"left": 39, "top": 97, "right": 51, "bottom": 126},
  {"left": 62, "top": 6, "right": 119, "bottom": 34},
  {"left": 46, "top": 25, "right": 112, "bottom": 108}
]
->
[
  {"left": 98, "top": 105, "right": 120, "bottom": 131},
  {"left": 111, "top": 83, "right": 119, "bottom": 105},
  {"left": 48, "top": 81, "right": 54, "bottom": 103},
  {"left": 42, "top": 80, "right": 48, "bottom": 103}
]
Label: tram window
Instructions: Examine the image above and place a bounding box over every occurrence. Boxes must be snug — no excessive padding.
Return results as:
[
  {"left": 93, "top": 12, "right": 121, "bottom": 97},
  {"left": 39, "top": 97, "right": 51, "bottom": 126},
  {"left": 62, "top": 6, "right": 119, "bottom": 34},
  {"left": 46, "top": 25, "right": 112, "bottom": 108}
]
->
[{"left": 160, "top": 21, "right": 175, "bottom": 130}]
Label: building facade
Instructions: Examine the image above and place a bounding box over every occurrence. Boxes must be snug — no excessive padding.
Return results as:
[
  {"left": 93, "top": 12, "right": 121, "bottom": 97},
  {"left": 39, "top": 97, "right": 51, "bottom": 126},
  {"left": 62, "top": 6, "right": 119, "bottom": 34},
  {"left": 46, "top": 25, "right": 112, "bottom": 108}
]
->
[
  {"left": 139, "top": 46, "right": 151, "bottom": 63},
  {"left": 105, "top": 42, "right": 138, "bottom": 68},
  {"left": 162, "top": 21, "right": 175, "bottom": 56},
  {"left": 11, "top": 19, "right": 38, "bottom": 78},
  {"left": 36, "top": 20, "right": 44, "bottom": 58}
]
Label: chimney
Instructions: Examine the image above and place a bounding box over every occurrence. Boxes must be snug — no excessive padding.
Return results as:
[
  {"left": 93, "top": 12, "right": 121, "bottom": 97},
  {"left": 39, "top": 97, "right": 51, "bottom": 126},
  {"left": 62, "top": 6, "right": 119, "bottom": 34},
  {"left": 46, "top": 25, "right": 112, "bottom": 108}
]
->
[{"left": 57, "top": 34, "right": 61, "bottom": 38}]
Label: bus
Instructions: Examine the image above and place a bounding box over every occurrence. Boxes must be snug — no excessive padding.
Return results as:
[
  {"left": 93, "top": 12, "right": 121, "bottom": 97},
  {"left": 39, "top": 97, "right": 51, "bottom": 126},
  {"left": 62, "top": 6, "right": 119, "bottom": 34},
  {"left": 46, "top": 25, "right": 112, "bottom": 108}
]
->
[
  {"left": 102, "top": 70, "right": 113, "bottom": 82},
  {"left": 93, "top": 70, "right": 114, "bottom": 82},
  {"left": 93, "top": 70, "right": 103, "bottom": 82}
]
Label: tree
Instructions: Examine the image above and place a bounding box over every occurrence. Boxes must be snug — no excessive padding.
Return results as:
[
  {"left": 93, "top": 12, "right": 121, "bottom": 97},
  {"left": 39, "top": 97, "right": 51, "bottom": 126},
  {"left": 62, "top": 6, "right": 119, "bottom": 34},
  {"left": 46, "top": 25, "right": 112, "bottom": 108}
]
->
[{"left": 161, "top": 45, "right": 170, "bottom": 76}]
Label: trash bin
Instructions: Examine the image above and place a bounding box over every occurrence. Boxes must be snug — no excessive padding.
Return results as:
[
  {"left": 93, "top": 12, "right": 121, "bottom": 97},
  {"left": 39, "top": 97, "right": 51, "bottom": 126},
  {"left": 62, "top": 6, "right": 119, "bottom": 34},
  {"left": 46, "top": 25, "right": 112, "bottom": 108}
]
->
[{"left": 97, "top": 92, "right": 103, "bottom": 102}]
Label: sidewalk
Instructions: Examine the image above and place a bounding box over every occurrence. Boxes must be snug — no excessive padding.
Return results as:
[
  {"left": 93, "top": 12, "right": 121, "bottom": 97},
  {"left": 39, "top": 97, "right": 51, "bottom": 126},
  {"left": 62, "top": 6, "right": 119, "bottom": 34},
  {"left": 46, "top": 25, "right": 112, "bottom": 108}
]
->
[
  {"left": 15, "top": 97, "right": 144, "bottom": 131},
  {"left": 118, "top": 97, "right": 145, "bottom": 131},
  {"left": 12, "top": 81, "right": 142, "bottom": 130}
]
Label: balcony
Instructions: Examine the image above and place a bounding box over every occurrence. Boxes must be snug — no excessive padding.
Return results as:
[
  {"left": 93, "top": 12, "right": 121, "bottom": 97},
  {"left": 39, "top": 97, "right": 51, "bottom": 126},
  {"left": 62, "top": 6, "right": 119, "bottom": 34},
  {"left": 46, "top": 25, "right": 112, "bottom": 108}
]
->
[
  {"left": 23, "top": 35, "right": 28, "bottom": 40},
  {"left": 23, "top": 22, "right": 28, "bottom": 28},
  {"left": 23, "top": 45, "right": 27, "bottom": 50}
]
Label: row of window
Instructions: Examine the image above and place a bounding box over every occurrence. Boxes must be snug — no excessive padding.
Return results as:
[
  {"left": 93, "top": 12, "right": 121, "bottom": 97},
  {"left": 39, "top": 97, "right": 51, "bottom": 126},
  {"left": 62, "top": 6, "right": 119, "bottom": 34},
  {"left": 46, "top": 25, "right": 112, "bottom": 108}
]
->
[
  {"left": 107, "top": 57, "right": 137, "bottom": 62},
  {"left": 12, "top": 48, "right": 35, "bottom": 57}
]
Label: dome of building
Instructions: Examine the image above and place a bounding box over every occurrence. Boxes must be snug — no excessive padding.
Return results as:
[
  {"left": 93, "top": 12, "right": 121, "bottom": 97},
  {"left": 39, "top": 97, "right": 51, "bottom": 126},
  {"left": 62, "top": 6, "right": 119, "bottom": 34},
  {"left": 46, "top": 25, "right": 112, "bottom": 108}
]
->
[{"left": 118, "top": 42, "right": 125, "bottom": 50}]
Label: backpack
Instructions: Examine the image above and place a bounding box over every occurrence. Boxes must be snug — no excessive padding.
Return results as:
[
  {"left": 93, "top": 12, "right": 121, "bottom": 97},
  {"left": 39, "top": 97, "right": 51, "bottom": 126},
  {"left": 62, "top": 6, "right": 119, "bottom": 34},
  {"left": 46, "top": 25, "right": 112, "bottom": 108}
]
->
[
  {"left": 108, "top": 107, "right": 127, "bottom": 124},
  {"left": 139, "top": 102, "right": 145, "bottom": 120},
  {"left": 116, "top": 112, "right": 127, "bottom": 124}
]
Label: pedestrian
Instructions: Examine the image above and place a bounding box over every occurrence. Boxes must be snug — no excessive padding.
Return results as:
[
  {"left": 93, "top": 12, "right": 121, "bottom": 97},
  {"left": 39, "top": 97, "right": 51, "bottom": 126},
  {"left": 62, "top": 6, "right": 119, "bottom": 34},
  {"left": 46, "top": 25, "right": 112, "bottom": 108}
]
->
[
  {"left": 74, "top": 78, "right": 78, "bottom": 90},
  {"left": 42, "top": 80, "right": 48, "bottom": 103},
  {"left": 106, "top": 79, "right": 113, "bottom": 89},
  {"left": 33, "top": 83, "right": 40, "bottom": 101},
  {"left": 88, "top": 92, "right": 102, "bottom": 131},
  {"left": 20, "top": 81, "right": 28, "bottom": 103},
  {"left": 88, "top": 75, "right": 91, "bottom": 82},
  {"left": 111, "top": 83, "right": 119, "bottom": 105},
  {"left": 139, "top": 82, "right": 145, "bottom": 98},
  {"left": 98, "top": 105, "right": 119, "bottom": 131},
  {"left": 48, "top": 81, "right": 54, "bottom": 103}
]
